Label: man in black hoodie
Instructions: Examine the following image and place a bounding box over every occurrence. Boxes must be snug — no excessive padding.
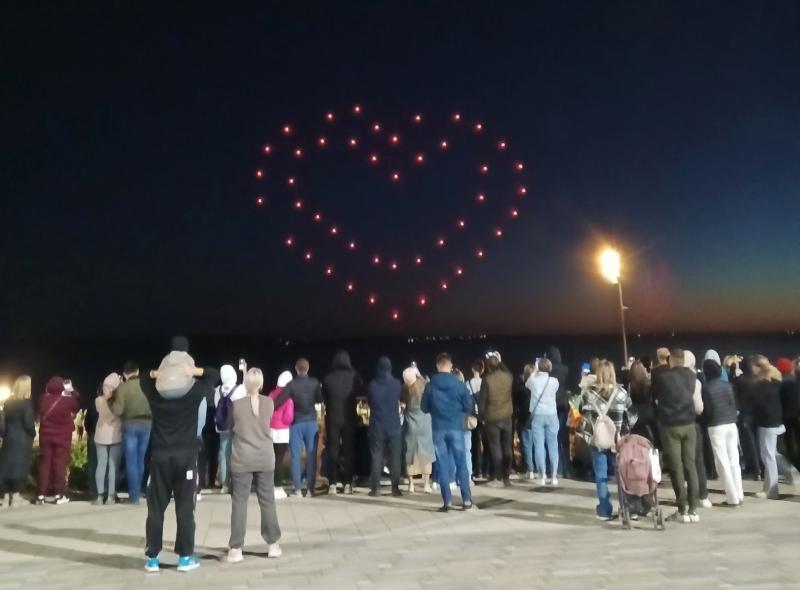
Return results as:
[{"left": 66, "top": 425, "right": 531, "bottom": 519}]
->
[
  {"left": 367, "top": 356, "right": 402, "bottom": 497},
  {"left": 322, "top": 351, "right": 362, "bottom": 495},
  {"left": 545, "top": 346, "right": 571, "bottom": 478}
]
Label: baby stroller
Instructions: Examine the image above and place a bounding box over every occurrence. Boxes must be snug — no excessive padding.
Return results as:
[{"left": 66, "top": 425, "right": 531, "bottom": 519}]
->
[{"left": 616, "top": 434, "right": 665, "bottom": 530}]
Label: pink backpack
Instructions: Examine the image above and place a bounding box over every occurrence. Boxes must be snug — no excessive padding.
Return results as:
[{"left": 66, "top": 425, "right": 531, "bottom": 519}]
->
[{"left": 616, "top": 434, "right": 654, "bottom": 497}]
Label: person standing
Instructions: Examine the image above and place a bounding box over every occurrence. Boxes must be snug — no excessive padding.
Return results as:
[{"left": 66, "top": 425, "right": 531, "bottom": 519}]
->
[
  {"left": 140, "top": 336, "right": 219, "bottom": 573},
  {"left": 109, "top": 362, "right": 152, "bottom": 505},
  {"left": 752, "top": 356, "right": 793, "bottom": 499},
  {"left": 467, "top": 359, "right": 488, "bottom": 480},
  {"left": 526, "top": 358, "right": 561, "bottom": 486},
  {"left": 275, "top": 358, "right": 321, "bottom": 497},
  {"left": 367, "top": 356, "right": 403, "bottom": 497},
  {"left": 0, "top": 376, "right": 36, "bottom": 507},
  {"left": 225, "top": 368, "right": 282, "bottom": 563},
  {"left": 36, "top": 376, "right": 80, "bottom": 505},
  {"left": 321, "top": 351, "right": 361, "bottom": 495},
  {"left": 421, "top": 353, "right": 475, "bottom": 511},
  {"left": 701, "top": 358, "right": 743, "bottom": 506},
  {"left": 685, "top": 351, "right": 712, "bottom": 509},
  {"left": 403, "top": 365, "right": 434, "bottom": 493},
  {"left": 268, "top": 371, "right": 294, "bottom": 495},
  {"left": 93, "top": 372, "right": 123, "bottom": 505},
  {"left": 545, "top": 346, "right": 571, "bottom": 478},
  {"left": 478, "top": 352, "right": 514, "bottom": 487},
  {"left": 653, "top": 348, "right": 701, "bottom": 523},
  {"left": 213, "top": 364, "right": 245, "bottom": 493}
]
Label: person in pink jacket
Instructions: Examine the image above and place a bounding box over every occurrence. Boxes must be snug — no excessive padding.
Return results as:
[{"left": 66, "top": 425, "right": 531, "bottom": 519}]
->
[{"left": 268, "top": 371, "right": 294, "bottom": 497}]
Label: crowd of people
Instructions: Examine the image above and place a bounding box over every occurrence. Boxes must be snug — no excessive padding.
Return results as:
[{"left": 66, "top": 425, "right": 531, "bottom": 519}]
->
[{"left": 1, "top": 337, "right": 799, "bottom": 572}]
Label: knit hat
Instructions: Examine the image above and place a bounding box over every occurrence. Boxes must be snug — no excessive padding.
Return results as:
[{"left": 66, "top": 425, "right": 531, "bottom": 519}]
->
[
  {"left": 775, "top": 357, "right": 793, "bottom": 376},
  {"left": 403, "top": 366, "right": 421, "bottom": 386},
  {"left": 277, "top": 371, "right": 293, "bottom": 388},
  {"left": 155, "top": 350, "right": 196, "bottom": 399},
  {"left": 103, "top": 372, "right": 122, "bottom": 394},
  {"left": 684, "top": 350, "right": 697, "bottom": 371},
  {"left": 704, "top": 350, "right": 722, "bottom": 365}
]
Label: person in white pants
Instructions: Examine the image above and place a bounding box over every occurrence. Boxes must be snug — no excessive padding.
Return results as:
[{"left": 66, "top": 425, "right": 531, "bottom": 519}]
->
[{"left": 701, "top": 359, "right": 743, "bottom": 505}]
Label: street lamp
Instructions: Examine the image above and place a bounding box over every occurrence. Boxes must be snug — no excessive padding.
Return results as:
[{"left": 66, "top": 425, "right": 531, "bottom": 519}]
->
[{"left": 598, "top": 248, "right": 629, "bottom": 366}]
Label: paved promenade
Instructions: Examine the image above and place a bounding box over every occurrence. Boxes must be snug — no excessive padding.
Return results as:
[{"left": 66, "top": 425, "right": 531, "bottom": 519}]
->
[{"left": 0, "top": 476, "right": 798, "bottom": 590}]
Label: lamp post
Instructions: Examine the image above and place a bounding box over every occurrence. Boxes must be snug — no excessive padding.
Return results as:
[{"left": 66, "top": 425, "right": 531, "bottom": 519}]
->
[{"left": 599, "top": 248, "right": 629, "bottom": 365}]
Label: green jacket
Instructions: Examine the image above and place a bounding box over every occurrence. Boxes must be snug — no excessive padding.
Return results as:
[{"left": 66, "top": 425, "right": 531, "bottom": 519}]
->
[{"left": 109, "top": 377, "right": 152, "bottom": 422}]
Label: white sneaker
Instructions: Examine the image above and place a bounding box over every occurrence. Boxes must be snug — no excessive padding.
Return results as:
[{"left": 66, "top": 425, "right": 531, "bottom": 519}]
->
[
  {"left": 667, "top": 510, "right": 690, "bottom": 523},
  {"left": 226, "top": 548, "right": 243, "bottom": 563},
  {"left": 423, "top": 483, "right": 432, "bottom": 494},
  {"left": 54, "top": 495, "right": 70, "bottom": 505},
  {"left": 526, "top": 471, "right": 535, "bottom": 480},
  {"left": 688, "top": 511, "right": 700, "bottom": 523},
  {"left": 328, "top": 484, "right": 338, "bottom": 495},
  {"left": 196, "top": 492, "right": 203, "bottom": 502},
  {"left": 698, "top": 498, "right": 712, "bottom": 508},
  {"left": 550, "top": 477, "right": 559, "bottom": 487},
  {"left": 267, "top": 543, "right": 282, "bottom": 558},
  {"left": 343, "top": 484, "right": 353, "bottom": 495},
  {"left": 408, "top": 482, "right": 415, "bottom": 494},
  {"left": 538, "top": 477, "right": 546, "bottom": 487},
  {"left": 274, "top": 487, "right": 287, "bottom": 500},
  {"left": 754, "top": 491, "right": 768, "bottom": 499}
]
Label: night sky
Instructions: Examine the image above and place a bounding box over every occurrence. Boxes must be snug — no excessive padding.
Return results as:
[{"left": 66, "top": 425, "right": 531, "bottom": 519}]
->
[{"left": 3, "top": 1, "right": 799, "bottom": 341}]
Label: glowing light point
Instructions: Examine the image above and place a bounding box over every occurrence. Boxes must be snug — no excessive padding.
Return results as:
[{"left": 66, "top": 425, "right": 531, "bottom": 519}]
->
[
  {"left": 515, "top": 161, "right": 525, "bottom": 171},
  {"left": 346, "top": 282, "right": 355, "bottom": 292},
  {"left": 440, "top": 280, "right": 449, "bottom": 290},
  {"left": 494, "top": 228, "right": 504, "bottom": 238},
  {"left": 372, "top": 255, "right": 381, "bottom": 265},
  {"left": 416, "top": 153, "right": 425, "bottom": 163},
  {"left": 479, "top": 163, "right": 489, "bottom": 174},
  {"left": 349, "top": 137, "right": 358, "bottom": 147},
  {"left": 413, "top": 113, "right": 422, "bottom": 123},
  {"left": 455, "top": 266, "right": 464, "bottom": 277},
  {"left": 518, "top": 185, "right": 528, "bottom": 196},
  {"left": 498, "top": 140, "right": 507, "bottom": 150},
  {"left": 318, "top": 136, "right": 327, "bottom": 146},
  {"left": 285, "top": 236, "right": 294, "bottom": 246},
  {"left": 414, "top": 255, "right": 423, "bottom": 265},
  {"left": 282, "top": 124, "right": 292, "bottom": 135},
  {"left": 369, "top": 153, "right": 379, "bottom": 164},
  {"left": 294, "top": 147, "right": 303, "bottom": 158},
  {"left": 476, "top": 192, "right": 486, "bottom": 203},
  {"left": 391, "top": 309, "right": 400, "bottom": 321},
  {"left": 510, "top": 208, "right": 519, "bottom": 219},
  {"left": 313, "top": 212, "right": 322, "bottom": 222},
  {"left": 440, "top": 139, "right": 448, "bottom": 149},
  {"left": 256, "top": 196, "right": 265, "bottom": 206},
  {"left": 390, "top": 134, "right": 400, "bottom": 144},
  {"left": 262, "top": 145, "right": 272, "bottom": 154},
  {"left": 353, "top": 104, "right": 362, "bottom": 114},
  {"left": 255, "top": 169, "right": 264, "bottom": 179},
  {"left": 457, "top": 219, "right": 466, "bottom": 229},
  {"left": 325, "top": 112, "right": 335, "bottom": 122},
  {"left": 329, "top": 226, "right": 338, "bottom": 236},
  {"left": 474, "top": 122, "right": 483, "bottom": 132},
  {"left": 390, "top": 261, "right": 398, "bottom": 271},
  {"left": 368, "top": 294, "right": 377, "bottom": 305},
  {"left": 418, "top": 295, "right": 427, "bottom": 306},
  {"left": 293, "top": 199, "right": 303, "bottom": 210},
  {"left": 287, "top": 177, "right": 296, "bottom": 186},
  {"left": 348, "top": 240, "right": 357, "bottom": 250},
  {"left": 475, "top": 248, "right": 485, "bottom": 259},
  {"left": 452, "top": 113, "right": 461, "bottom": 122},
  {"left": 599, "top": 248, "right": 621, "bottom": 284},
  {"left": 391, "top": 171, "right": 400, "bottom": 182},
  {"left": 325, "top": 265, "right": 334, "bottom": 276},
  {"left": 372, "top": 122, "right": 381, "bottom": 132},
  {"left": 436, "top": 237, "right": 445, "bottom": 247},
  {"left": 304, "top": 250, "right": 313, "bottom": 261}
]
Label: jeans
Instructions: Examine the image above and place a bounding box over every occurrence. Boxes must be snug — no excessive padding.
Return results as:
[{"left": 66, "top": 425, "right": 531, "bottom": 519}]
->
[
  {"left": 433, "top": 430, "right": 472, "bottom": 506},
  {"left": 368, "top": 428, "right": 401, "bottom": 490},
  {"left": 463, "top": 431, "right": 473, "bottom": 480},
  {"left": 218, "top": 431, "right": 232, "bottom": 487},
  {"left": 521, "top": 427, "right": 534, "bottom": 472},
  {"left": 758, "top": 425, "right": 794, "bottom": 499},
  {"left": 95, "top": 442, "right": 122, "bottom": 497},
  {"left": 590, "top": 446, "right": 615, "bottom": 517},
  {"left": 708, "top": 423, "right": 743, "bottom": 505},
  {"left": 229, "top": 471, "right": 281, "bottom": 549},
  {"left": 532, "top": 413, "right": 560, "bottom": 478},
  {"left": 660, "top": 423, "right": 699, "bottom": 512},
  {"left": 87, "top": 436, "right": 98, "bottom": 496},
  {"left": 484, "top": 418, "right": 513, "bottom": 481},
  {"left": 123, "top": 422, "right": 151, "bottom": 502},
  {"left": 289, "top": 421, "right": 318, "bottom": 492}
]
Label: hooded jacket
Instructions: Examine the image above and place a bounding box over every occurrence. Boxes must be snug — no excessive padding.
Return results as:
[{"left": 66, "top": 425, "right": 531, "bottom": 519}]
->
[
  {"left": 701, "top": 360, "right": 738, "bottom": 427},
  {"left": 421, "top": 371, "right": 473, "bottom": 432},
  {"left": 704, "top": 350, "right": 729, "bottom": 382},
  {"left": 478, "top": 364, "right": 514, "bottom": 422},
  {"left": 38, "top": 377, "right": 81, "bottom": 444},
  {"left": 367, "top": 357, "right": 402, "bottom": 433},
  {"left": 546, "top": 346, "right": 570, "bottom": 411},
  {"left": 322, "top": 350, "right": 362, "bottom": 425}
]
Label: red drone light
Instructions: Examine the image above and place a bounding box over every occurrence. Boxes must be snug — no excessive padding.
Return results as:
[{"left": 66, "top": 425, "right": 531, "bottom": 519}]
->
[
  {"left": 372, "top": 255, "right": 381, "bottom": 265},
  {"left": 518, "top": 185, "right": 527, "bottom": 195},
  {"left": 494, "top": 228, "right": 504, "bottom": 238},
  {"left": 294, "top": 147, "right": 303, "bottom": 158},
  {"left": 282, "top": 124, "right": 292, "bottom": 135},
  {"left": 457, "top": 219, "right": 466, "bottom": 228},
  {"left": 413, "top": 113, "right": 422, "bottom": 123},
  {"left": 369, "top": 153, "right": 379, "bottom": 164},
  {"left": 353, "top": 104, "right": 362, "bottom": 114},
  {"left": 372, "top": 122, "right": 381, "bottom": 132},
  {"left": 414, "top": 255, "right": 423, "bottom": 265},
  {"left": 455, "top": 266, "right": 464, "bottom": 277},
  {"left": 391, "top": 171, "right": 400, "bottom": 182},
  {"left": 287, "top": 177, "right": 296, "bottom": 186},
  {"left": 285, "top": 236, "right": 294, "bottom": 246},
  {"left": 294, "top": 199, "right": 303, "bottom": 210},
  {"left": 475, "top": 248, "right": 485, "bottom": 259},
  {"left": 390, "top": 261, "right": 398, "bottom": 271},
  {"left": 418, "top": 295, "right": 427, "bottom": 306},
  {"left": 255, "top": 169, "right": 264, "bottom": 179},
  {"left": 346, "top": 282, "right": 355, "bottom": 292},
  {"left": 304, "top": 250, "right": 313, "bottom": 261},
  {"left": 440, "top": 139, "right": 448, "bottom": 149},
  {"left": 452, "top": 113, "right": 461, "bottom": 122},
  {"left": 325, "top": 266, "right": 334, "bottom": 276},
  {"left": 479, "top": 163, "right": 489, "bottom": 174},
  {"left": 440, "top": 280, "right": 449, "bottom": 290},
  {"left": 510, "top": 208, "right": 519, "bottom": 218},
  {"left": 262, "top": 145, "right": 272, "bottom": 154},
  {"left": 415, "top": 153, "right": 425, "bottom": 163},
  {"left": 368, "top": 294, "right": 377, "bottom": 305},
  {"left": 330, "top": 226, "right": 338, "bottom": 236},
  {"left": 390, "top": 134, "right": 400, "bottom": 144},
  {"left": 436, "top": 237, "right": 445, "bottom": 247},
  {"left": 318, "top": 136, "right": 327, "bottom": 146},
  {"left": 325, "top": 112, "right": 335, "bottom": 122},
  {"left": 348, "top": 240, "right": 357, "bottom": 250},
  {"left": 256, "top": 196, "right": 265, "bottom": 206},
  {"left": 313, "top": 212, "right": 322, "bottom": 222},
  {"left": 474, "top": 122, "right": 483, "bottom": 132},
  {"left": 476, "top": 192, "right": 486, "bottom": 203},
  {"left": 515, "top": 161, "right": 524, "bottom": 171},
  {"left": 498, "top": 140, "right": 507, "bottom": 150},
  {"left": 349, "top": 137, "right": 358, "bottom": 147},
  {"left": 391, "top": 309, "right": 400, "bottom": 321}
]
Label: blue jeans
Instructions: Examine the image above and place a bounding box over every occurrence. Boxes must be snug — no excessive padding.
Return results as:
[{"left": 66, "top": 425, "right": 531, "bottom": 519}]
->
[
  {"left": 452, "top": 431, "right": 474, "bottom": 481},
  {"left": 532, "top": 414, "right": 560, "bottom": 478},
  {"left": 433, "top": 430, "right": 472, "bottom": 505},
  {"left": 218, "top": 431, "right": 232, "bottom": 487},
  {"left": 290, "top": 421, "right": 318, "bottom": 492},
  {"left": 123, "top": 422, "right": 151, "bottom": 502},
  {"left": 590, "top": 446, "right": 615, "bottom": 517},
  {"left": 521, "top": 427, "right": 534, "bottom": 472}
]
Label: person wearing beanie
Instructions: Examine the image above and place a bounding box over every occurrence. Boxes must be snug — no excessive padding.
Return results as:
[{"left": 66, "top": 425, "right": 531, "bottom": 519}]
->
[
  {"left": 402, "top": 364, "right": 434, "bottom": 494},
  {"left": 367, "top": 356, "right": 403, "bottom": 497},
  {"left": 139, "top": 338, "right": 219, "bottom": 574},
  {"left": 321, "top": 351, "right": 363, "bottom": 495},
  {"left": 37, "top": 376, "right": 81, "bottom": 505},
  {"left": 269, "top": 371, "right": 294, "bottom": 496},
  {"left": 214, "top": 364, "right": 245, "bottom": 493},
  {"left": 225, "top": 368, "right": 282, "bottom": 563},
  {"left": 93, "top": 372, "right": 123, "bottom": 505},
  {"left": 109, "top": 361, "right": 151, "bottom": 504}
]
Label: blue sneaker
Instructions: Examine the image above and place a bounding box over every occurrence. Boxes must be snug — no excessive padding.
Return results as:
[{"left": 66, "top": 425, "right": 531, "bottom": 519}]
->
[
  {"left": 144, "top": 557, "right": 160, "bottom": 572},
  {"left": 177, "top": 555, "right": 200, "bottom": 572}
]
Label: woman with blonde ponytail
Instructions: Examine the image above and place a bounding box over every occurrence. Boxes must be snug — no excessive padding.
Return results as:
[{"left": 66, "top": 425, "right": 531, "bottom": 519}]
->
[{"left": 225, "top": 368, "right": 283, "bottom": 563}]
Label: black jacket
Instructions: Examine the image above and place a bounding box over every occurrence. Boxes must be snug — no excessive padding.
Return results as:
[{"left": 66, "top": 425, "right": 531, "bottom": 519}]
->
[
  {"left": 367, "top": 357, "right": 401, "bottom": 434},
  {"left": 277, "top": 374, "right": 321, "bottom": 423},
  {"left": 753, "top": 379, "right": 783, "bottom": 428},
  {"left": 702, "top": 378, "right": 738, "bottom": 427},
  {"left": 546, "top": 346, "right": 569, "bottom": 411},
  {"left": 780, "top": 378, "right": 799, "bottom": 422},
  {"left": 322, "top": 351, "right": 362, "bottom": 425},
  {"left": 140, "top": 367, "right": 219, "bottom": 457},
  {"left": 654, "top": 366, "right": 696, "bottom": 427}
]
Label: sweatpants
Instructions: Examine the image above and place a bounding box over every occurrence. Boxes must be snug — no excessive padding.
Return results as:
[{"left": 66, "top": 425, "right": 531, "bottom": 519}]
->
[
  {"left": 145, "top": 451, "right": 198, "bottom": 558},
  {"left": 38, "top": 440, "right": 70, "bottom": 496},
  {"left": 229, "top": 471, "right": 281, "bottom": 549},
  {"left": 326, "top": 420, "right": 355, "bottom": 486},
  {"left": 484, "top": 418, "right": 513, "bottom": 482},
  {"left": 369, "top": 428, "right": 401, "bottom": 490},
  {"left": 660, "top": 423, "right": 699, "bottom": 513}
]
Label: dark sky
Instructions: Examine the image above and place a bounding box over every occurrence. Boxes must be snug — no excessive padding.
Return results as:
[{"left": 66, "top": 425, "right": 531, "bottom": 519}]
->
[{"left": 2, "top": 1, "right": 799, "bottom": 340}]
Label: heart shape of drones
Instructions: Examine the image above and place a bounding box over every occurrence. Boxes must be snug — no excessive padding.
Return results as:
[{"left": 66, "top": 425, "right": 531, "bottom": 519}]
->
[{"left": 252, "top": 104, "right": 528, "bottom": 322}]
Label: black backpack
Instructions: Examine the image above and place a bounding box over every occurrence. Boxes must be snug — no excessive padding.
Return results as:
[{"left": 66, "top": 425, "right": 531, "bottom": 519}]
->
[{"left": 215, "top": 388, "right": 235, "bottom": 431}]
